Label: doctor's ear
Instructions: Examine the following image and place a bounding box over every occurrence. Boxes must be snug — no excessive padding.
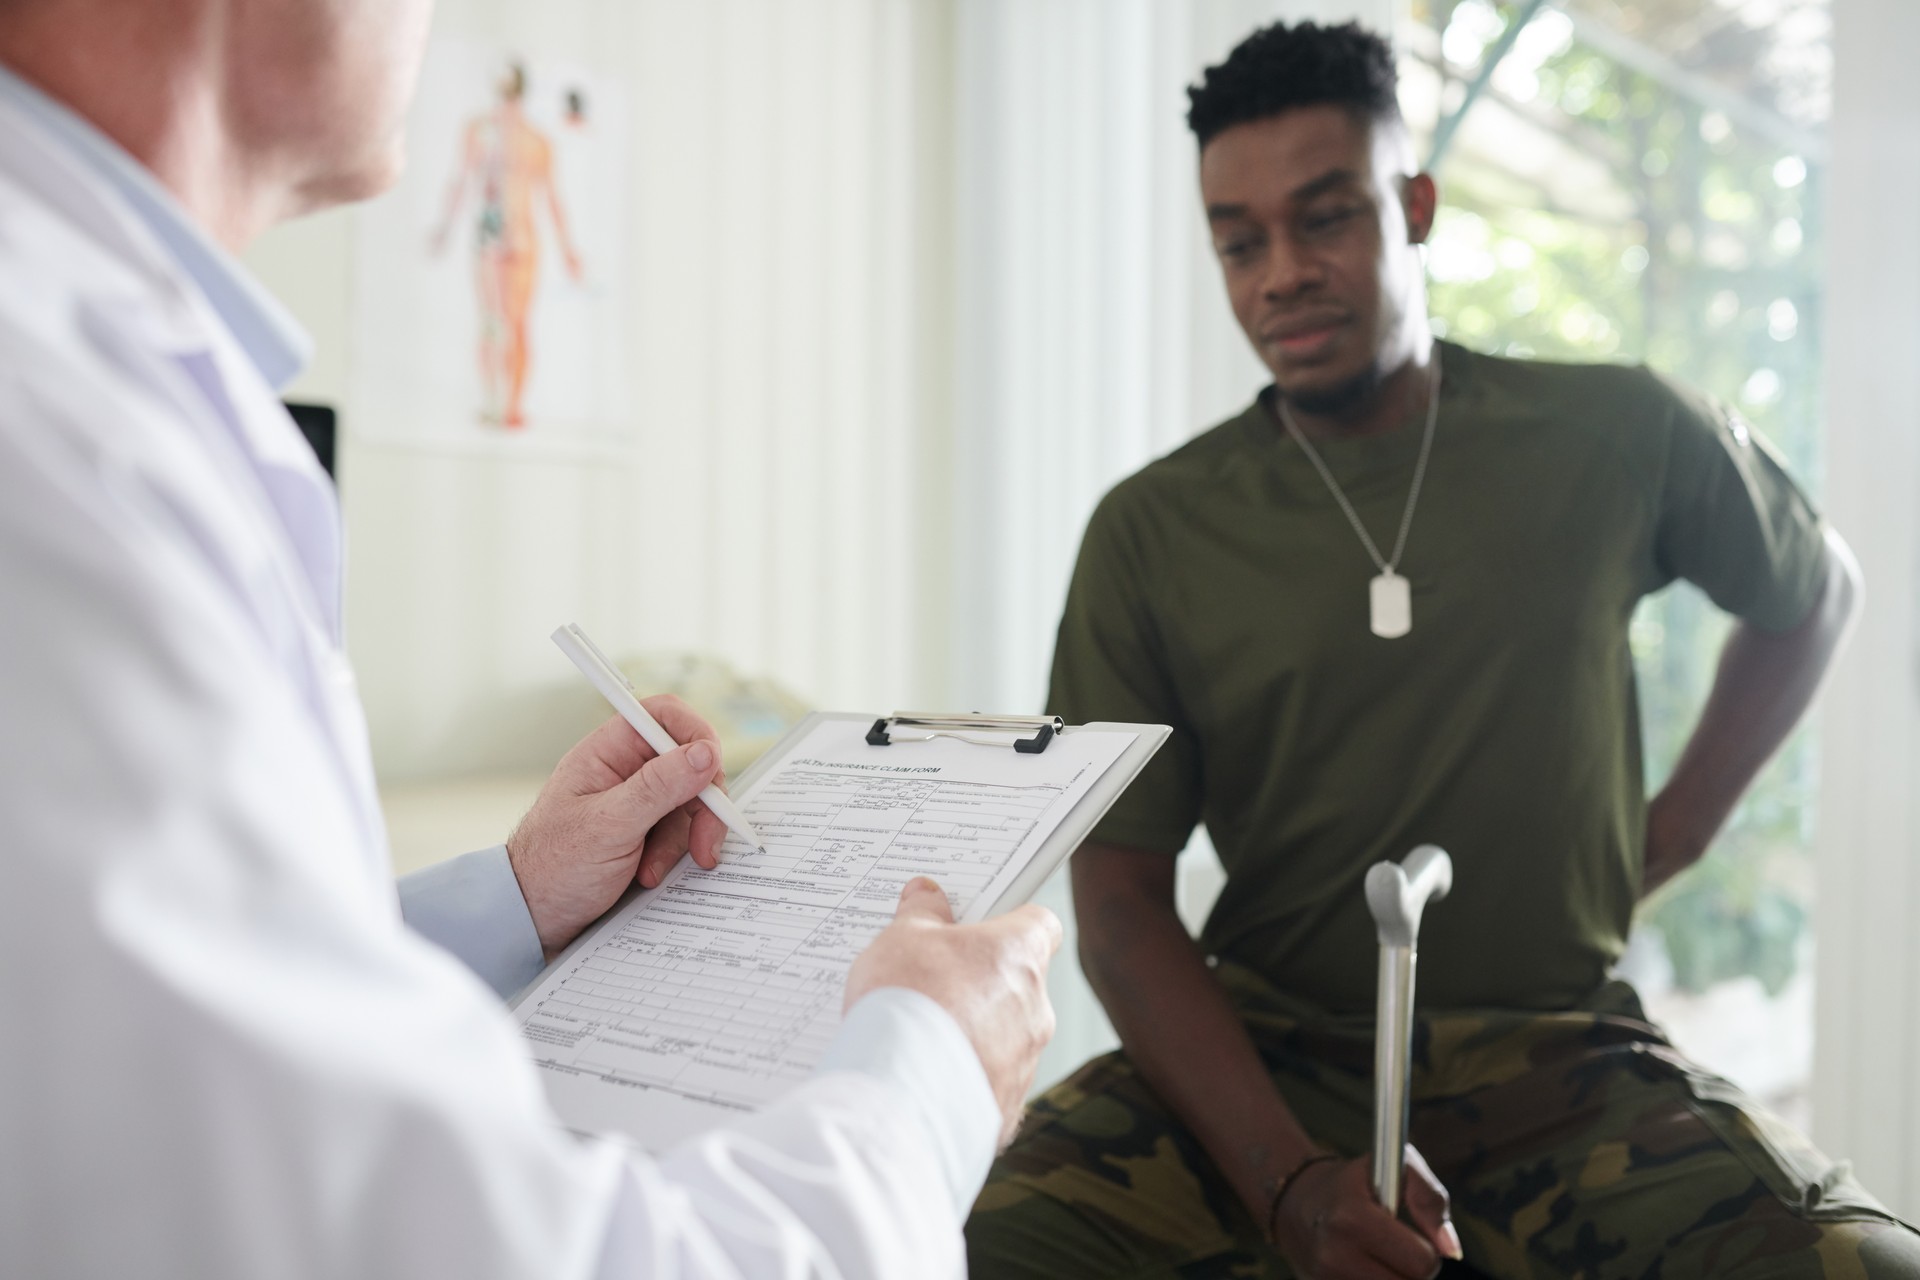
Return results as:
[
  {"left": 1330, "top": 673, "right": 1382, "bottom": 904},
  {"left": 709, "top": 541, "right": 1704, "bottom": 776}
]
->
[{"left": 1403, "top": 173, "right": 1438, "bottom": 246}]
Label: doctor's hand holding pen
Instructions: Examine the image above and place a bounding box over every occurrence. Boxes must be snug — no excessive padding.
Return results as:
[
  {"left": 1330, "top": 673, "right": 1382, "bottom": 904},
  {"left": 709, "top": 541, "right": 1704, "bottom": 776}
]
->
[
  {"left": 504, "top": 702, "right": 1064, "bottom": 1146},
  {"left": 506, "top": 697, "right": 729, "bottom": 959}
]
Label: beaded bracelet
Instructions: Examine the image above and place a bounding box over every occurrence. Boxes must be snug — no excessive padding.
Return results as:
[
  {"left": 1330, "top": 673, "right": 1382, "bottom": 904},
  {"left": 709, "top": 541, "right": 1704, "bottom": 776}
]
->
[{"left": 1264, "top": 1151, "right": 1343, "bottom": 1244}]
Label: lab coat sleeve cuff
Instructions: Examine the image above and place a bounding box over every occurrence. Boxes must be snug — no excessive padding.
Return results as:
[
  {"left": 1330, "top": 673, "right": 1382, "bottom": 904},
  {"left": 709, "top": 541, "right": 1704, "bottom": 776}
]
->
[
  {"left": 397, "top": 845, "right": 547, "bottom": 1001},
  {"left": 814, "top": 987, "right": 1001, "bottom": 1218}
]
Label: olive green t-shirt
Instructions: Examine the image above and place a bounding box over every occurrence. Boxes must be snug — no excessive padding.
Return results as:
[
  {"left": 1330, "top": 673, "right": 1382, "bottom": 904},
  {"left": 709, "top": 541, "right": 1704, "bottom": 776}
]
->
[{"left": 1047, "top": 342, "right": 1826, "bottom": 1013}]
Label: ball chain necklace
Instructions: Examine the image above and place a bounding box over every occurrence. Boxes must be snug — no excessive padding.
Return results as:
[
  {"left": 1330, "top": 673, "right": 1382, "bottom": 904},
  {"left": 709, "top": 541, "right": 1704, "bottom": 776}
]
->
[{"left": 1275, "top": 345, "right": 1441, "bottom": 640}]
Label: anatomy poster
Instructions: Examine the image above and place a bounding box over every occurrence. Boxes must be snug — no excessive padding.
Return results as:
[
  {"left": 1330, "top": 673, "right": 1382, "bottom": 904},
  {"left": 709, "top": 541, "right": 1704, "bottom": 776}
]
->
[{"left": 352, "top": 40, "right": 631, "bottom": 448}]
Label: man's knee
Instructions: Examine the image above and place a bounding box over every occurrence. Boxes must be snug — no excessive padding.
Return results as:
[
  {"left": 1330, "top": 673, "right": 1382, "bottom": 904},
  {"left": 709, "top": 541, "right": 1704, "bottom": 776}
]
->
[
  {"left": 968, "top": 1051, "right": 1275, "bottom": 1276},
  {"left": 1847, "top": 1218, "right": 1920, "bottom": 1279},
  {"left": 965, "top": 1177, "right": 1140, "bottom": 1280},
  {"left": 966, "top": 1108, "right": 1257, "bottom": 1277},
  {"left": 1696, "top": 1216, "right": 1920, "bottom": 1279},
  {"left": 967, "top": 1176, "right": 1277, "bottom": 1280}
]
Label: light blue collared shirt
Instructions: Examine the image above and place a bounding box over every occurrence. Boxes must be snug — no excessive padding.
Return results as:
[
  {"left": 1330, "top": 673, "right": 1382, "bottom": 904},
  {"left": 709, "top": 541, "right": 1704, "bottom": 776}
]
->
[{"left": 399, "top": 845, "right": 548, "bottom": 998}]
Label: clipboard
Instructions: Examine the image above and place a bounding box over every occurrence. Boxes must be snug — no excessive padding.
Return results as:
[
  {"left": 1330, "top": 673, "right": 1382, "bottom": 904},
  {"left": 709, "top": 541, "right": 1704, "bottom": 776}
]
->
[
  {"left": 511, "top": 709, "right": 1167, "bottom": 1008},
  {"left": 512, "top": 711, "right": 1168, "bottom": 1001},
  {"left": 728, "top": 711, "right": 1170, "bottom": 919},
  {"left": 505, "top": 709, "right": 1166, "bottom": 1150}
]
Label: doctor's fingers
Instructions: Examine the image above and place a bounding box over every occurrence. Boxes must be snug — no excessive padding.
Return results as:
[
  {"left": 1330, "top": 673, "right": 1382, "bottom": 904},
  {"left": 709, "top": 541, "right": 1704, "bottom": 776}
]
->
[
  {"left": 561, "top": 697, "right": 720, "bottom": 785},
  {"left": 601, "top": 739, "right": 721, "bottom": 835},
  {"left": 640, "top": 695, "right": 723, "bottom": 767},
  {"left": 985, "top": 903, "right": 1065, "bottom": 965},
  {"left": 636, "top": 804, "right": 695, "bottom": 889},
  {"left": 686, "top": 793, "right": 727, "bottom": 868},
  {"left": 634, "top": 795, "right": 726, "bottom": 889},
  {"left": 554, "top": 715, "right": 659, "bottom": 793}
]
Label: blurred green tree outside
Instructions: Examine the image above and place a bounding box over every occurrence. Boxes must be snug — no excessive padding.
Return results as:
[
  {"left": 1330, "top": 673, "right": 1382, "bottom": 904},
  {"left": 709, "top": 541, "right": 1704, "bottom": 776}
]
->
[{"left": 1410, "top": 0, "right": 1826, "bottom": 995}]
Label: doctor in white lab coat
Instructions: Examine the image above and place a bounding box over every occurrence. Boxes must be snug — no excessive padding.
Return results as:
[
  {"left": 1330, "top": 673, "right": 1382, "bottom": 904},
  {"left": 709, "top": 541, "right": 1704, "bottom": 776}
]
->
[{"left": 0, "top": 3, "right": 1060, "bottom": 1277}]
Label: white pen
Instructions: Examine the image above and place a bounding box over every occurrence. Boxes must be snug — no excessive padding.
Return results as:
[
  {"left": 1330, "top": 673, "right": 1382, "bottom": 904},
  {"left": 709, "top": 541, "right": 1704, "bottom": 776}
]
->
[{"left": 551, "top": 623, "right": 769, "bottom": 854}]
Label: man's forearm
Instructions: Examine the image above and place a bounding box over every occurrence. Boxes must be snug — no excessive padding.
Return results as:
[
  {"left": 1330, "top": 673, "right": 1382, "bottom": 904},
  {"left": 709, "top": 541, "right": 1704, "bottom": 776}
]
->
[
  {"left": 1074, "top": 847, "right": 1321, "bottom": 1223},
  {"left": 1646, "top": 529, "right": 1861, "bottom": 894}
]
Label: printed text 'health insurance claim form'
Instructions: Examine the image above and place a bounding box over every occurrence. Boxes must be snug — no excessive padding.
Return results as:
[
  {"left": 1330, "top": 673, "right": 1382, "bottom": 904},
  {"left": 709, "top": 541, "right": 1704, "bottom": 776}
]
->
[{"left": 513, "top": 717, "right": 1136, "bottom": 1150}]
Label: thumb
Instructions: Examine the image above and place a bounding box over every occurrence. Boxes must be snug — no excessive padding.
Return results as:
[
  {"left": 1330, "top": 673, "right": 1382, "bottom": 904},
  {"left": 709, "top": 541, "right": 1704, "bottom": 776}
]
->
[
  {"left": 892, "top": 877, "right": 955, "bottom": 925},
  {"left": 995, "top": 903, "right": 1065, "bottom": 959},
  {"left": 607, "top": 739, "right": 719, "bottom": 825},
  {"left": 1401, "top": 1145, "right": 1463, "bottom": 1261}
]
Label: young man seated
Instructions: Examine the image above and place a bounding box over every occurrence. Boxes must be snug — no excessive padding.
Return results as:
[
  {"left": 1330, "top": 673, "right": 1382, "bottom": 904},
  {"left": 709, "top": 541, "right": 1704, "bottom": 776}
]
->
[{"left": 965, "top": 20, "right": 1920, "bottom": 1280}]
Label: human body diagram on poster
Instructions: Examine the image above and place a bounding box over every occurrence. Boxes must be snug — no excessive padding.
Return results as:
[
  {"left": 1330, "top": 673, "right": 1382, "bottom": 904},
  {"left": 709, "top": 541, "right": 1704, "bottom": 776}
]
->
[
  {"left": 352, "top": 43, "right": 630, "bottom": 449},
  {"left": 429, "top": 62, "right": 583, "bottom": 430}
]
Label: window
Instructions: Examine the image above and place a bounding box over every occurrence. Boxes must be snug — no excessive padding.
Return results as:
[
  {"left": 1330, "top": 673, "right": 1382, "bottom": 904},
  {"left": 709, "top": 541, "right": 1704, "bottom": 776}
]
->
[{"left": 1404, "top": 0, "right": 1831, "bottom": 1123}]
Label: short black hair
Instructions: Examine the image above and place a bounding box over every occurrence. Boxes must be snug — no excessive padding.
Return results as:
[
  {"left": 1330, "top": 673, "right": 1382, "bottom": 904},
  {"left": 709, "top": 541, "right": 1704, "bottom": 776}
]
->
[{"left": 1186, "top": 20, "right": 1402, "bottom": 149}]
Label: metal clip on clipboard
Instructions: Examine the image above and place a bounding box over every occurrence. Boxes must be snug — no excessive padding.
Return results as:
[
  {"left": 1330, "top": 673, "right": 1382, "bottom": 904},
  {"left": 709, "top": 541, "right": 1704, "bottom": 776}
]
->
[{"left": 866, "top": 712, "right": 1065, "bottom": 754}]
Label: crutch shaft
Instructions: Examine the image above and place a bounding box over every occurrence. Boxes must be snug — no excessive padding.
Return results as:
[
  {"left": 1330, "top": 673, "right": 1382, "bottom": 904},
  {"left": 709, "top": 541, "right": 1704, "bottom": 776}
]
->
[{"left": 1372, "top": 943, "right": 1416, "bottom": 1212}]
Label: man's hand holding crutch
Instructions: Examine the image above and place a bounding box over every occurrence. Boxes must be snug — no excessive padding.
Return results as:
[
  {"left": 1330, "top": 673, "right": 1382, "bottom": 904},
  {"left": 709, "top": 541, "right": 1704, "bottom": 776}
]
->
[{"left": 1267, "top": 846, "right": 1465, "bottom": 1279}]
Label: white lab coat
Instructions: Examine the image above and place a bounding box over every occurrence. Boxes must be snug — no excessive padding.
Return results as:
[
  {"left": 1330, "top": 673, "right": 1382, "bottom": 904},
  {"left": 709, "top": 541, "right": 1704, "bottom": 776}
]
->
[{"left": 0, "top": 77, "right": 992, "bottom": 1279}]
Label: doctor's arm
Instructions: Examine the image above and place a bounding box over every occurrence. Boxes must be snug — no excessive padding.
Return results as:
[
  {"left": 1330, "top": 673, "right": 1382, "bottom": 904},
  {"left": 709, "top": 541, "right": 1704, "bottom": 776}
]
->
[{"left": 398, "top": 704, "right": 729, "bottom": 999}]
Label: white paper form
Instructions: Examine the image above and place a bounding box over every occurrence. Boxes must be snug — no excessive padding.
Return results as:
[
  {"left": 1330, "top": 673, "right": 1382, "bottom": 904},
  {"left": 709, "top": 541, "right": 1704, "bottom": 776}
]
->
[{"left": 514, "top": 717, "right": 1137, "bottom": 1150}]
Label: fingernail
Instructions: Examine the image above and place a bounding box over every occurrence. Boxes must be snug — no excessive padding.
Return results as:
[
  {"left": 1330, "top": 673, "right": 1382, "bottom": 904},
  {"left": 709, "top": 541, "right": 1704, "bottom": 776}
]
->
[
  {"left": 686, "top": 741, "right": 714, "bottom": 771},
  {"left": 640, "top": 864, "right": 659, "bottom": 889},
  {"left": 1441, "top": 1221, "right": 1464, "bottom": 1261}
]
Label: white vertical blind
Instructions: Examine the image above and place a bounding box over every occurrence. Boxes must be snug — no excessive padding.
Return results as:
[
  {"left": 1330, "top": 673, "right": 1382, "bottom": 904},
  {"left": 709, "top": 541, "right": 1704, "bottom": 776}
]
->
[
  {"left": 1813, "top": 0, "right": 1920, "bottom": 1220},
  {"left": 611, "top": 0, "right": 938, "bottom": 717},
  {"left": 945, "top": 0, "right": 1400, "bottom": 1085}
]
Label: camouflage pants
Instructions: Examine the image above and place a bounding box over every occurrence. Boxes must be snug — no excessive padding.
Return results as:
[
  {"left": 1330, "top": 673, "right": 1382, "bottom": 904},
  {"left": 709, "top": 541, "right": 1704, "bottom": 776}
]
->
[{"left": 967, "top": 963, "right": 1920, "bottom": 1279}]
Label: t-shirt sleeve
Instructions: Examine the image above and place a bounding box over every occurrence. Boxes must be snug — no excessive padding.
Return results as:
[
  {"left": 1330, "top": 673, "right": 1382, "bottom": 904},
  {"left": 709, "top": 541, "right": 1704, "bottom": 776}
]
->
[
  {"left": 1649, "top": 373, "right": 1828, "bottom": 632},
  {"left": 1044, "top": 488, "right": 1203, "bottom": 855}
]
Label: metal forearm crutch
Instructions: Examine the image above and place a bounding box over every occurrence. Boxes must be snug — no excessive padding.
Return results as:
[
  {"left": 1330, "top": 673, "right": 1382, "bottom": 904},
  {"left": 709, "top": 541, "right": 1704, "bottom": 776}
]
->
[{"left": 1364, "top": 844, "right": 1453, "bottom": 1214}]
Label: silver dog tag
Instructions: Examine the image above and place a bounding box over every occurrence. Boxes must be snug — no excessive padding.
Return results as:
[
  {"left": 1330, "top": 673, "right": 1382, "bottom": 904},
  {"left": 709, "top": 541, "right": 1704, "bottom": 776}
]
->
[{"left": 1370, "top": 572, "right": 1412, "bottom": 639}]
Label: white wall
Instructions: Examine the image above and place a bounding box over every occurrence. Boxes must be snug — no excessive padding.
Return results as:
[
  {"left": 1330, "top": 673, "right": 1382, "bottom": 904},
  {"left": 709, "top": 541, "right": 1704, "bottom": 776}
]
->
[
  {"left": 249, "top": 0, "right": 956, "bottom": 782},
  {"left": 1812, "top": 0, "right": 1920, "bottom": 1221}
]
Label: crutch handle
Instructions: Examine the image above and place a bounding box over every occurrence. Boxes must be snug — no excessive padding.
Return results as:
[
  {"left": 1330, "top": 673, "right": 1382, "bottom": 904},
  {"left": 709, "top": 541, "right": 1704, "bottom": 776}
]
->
[
  {"left": 1365, "top": 843, "right": 1452, "bottom": 947},
  {"left": 1365, "top": 844, "right": 1452, "bottom": 1214}
]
